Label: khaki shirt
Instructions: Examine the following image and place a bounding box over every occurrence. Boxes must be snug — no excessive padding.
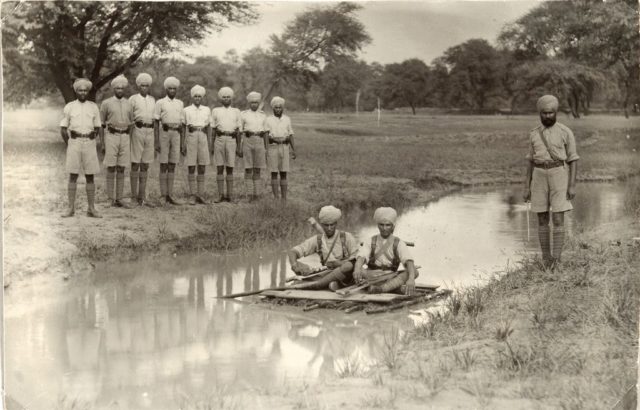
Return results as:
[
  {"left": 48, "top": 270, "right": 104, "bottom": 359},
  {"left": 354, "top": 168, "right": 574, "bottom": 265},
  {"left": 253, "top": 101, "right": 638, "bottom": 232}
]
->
[
  {"left": 129, "top": 94, "right": 156, "bottom": 123},
  {"left": 100, "top": 96, "right": 133, "bottom": 128},
  {"left": 154, "top": 96, "right": 184, "bottom": 125},
  {"left": 293, "top": 230, "right": 359, "bottom": 263},
  {"left": 211, "top": 106, "right": 241, "bottom": 132},
  {"left": 182, "top": 104, "right": 210, "bottom": 127},
  {"left": 241, "top": 110, "right": 267, "bottom": 133},
  {"left": 264, "top": 115, "right": 293, "bottom": 142},
  {"left": 526, "top": 123, "right": 580, "bottom": 163},
  {"left": 358, "top": 234, "right": 413, "bottom": 267},
  {"left": 60, "top": 100, "right": 101, "bottom": 133}
]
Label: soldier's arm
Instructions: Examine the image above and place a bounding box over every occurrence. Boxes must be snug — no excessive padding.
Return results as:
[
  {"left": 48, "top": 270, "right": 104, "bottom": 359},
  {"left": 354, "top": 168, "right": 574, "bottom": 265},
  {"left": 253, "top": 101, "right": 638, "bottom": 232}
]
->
[
  {"left": 567, "top": 160, "right": 578, "bottom": 200},
  {"left": 289, "top": 134, "right": 296, "bottom": 159},
  {"left": 154, "top": 120, "right": 160, "bottom": 152},
  {"left": 60, "top": 127, "right": 69, "bottom": 145},
  {"left": 524, "top": 159, "right": 534, "bottom": 202},
  {"left": 403, "top": 260, "right": 417, "bottom": 296}
]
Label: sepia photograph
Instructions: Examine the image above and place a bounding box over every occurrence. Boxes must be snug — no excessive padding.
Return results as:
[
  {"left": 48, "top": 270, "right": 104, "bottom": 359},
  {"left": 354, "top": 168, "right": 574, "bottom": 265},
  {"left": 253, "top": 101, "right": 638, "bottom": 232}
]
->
[{"left": 1, "top": 1, "right": 639, "bottom": 409}]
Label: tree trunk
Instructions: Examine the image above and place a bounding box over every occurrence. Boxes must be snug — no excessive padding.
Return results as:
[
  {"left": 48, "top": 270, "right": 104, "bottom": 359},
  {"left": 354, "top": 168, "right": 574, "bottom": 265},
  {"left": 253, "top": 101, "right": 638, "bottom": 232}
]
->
[
  {"left": 410, "top": 103, "right": 416, "bottom": 115},
  {"left": 623, "top": 80, "right": 630, "bottom": 119},
  {"left": 260, "top": 78, "right": 281, "bottom": 111},
  {"left": 355, "top": 89, "right": 360, "bottom": 115}
]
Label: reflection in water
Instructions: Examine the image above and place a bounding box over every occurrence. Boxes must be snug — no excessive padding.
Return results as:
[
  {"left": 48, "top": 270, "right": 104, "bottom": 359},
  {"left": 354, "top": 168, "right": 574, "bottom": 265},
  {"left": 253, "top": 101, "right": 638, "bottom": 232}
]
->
[{"left": 4, "top": 182, "right": 631, "bottom": 409}]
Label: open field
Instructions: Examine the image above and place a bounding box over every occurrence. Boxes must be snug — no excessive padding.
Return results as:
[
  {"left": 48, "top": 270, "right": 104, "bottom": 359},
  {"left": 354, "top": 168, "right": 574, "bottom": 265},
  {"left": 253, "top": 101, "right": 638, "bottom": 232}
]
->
[{"left": 3, "top": 108, "right": 640, "bottom": 282}]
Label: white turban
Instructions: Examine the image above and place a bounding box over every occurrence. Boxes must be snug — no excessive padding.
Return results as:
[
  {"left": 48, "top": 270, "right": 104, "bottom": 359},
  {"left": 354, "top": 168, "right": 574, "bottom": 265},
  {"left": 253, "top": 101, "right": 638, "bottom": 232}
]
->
[
  {"left": 246, "top": 91, "right": 261, "bottom": 103},
  {"left": 191, "top": 85, "right": 206, "bottom": 97},
  {"left": 218, "top": 87, "right": 234, "bottom": 98},
  {"left": 537, "top": 95, "right": 559, "bottom": 112},
  {"left": 73, "top": 78, "right": 92, "bottom": 92},
  {"left": 318, "top": 205, "right": 342, "bottom": 224},
  {"left": 270, "top": 96, "right": 285, "bottom": 108},
  {"left": 374, "top": 207, "right": 397, "bottom": 224},
  {"left": 110, "top": 75, "right": 128, "bottom": 88},
  {"left": 136, "top": 73, "right": 152, "bottom": 86},
  {"left": 163, "top": 76, "right": 180, "bottom": 89}
]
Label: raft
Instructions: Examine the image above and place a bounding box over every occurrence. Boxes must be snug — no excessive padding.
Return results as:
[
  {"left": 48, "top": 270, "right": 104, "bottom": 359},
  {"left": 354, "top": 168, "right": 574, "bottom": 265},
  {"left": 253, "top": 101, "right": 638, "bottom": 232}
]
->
[{"left": 259, "top": 285, "right": 450, "bottom": 314}]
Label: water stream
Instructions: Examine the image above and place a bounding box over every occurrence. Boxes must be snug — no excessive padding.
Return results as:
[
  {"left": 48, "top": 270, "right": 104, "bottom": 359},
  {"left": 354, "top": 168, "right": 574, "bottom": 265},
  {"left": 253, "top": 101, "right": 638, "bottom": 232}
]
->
[{"left": 4, "top": 182, "right": 630, "bottom": 409}]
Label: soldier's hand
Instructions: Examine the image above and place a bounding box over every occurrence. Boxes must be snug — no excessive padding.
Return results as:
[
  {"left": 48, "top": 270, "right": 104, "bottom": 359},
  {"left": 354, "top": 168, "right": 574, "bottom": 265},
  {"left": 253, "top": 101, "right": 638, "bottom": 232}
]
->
[
  {"left": 181, "top": 146, "right": 186, "bottom": 156},
  {"left": 354, "top": 269, "right": 364, "bottom": 284},
  {"left": 325, "top": 260, "right": 342, "bottom": 270},
  {"left": 567, "top": 185, "right": 576, "bottom": 200},
  {"left": 236, "top": 150, "right": 243, "bottom": 158},
  {"left": 405, "top": 281, "right": 416, "bottom": 296},
  {"left": 523, "top": 189, "right": 531, "bottom": 203},
  {"left": 291, "top": 150, "right": 296, "bottom": 160}
]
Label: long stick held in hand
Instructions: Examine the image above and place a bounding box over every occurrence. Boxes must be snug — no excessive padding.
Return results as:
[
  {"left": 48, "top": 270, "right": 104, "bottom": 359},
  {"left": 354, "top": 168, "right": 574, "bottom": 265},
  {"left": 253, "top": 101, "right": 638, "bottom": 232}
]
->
[{"left": 527, "top": 201, "right": 531, "bottom": 241}]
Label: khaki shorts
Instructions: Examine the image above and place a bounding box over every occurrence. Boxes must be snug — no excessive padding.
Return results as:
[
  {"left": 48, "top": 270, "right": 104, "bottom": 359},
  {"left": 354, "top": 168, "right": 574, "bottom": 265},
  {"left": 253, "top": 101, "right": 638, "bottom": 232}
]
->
[
  {"left": 243, "top": 135, "right": 266, "bottom": 169},
  {"left": 531, "top": 165, "right": 573, "bottom": 213},
  {"left": 160, "top": 129, "right": 180, "bottom": 164},
  {"left": 131, "top": 126, "right": 154, "bottom": 164},
  {"left": 186, "top": 131, "right": 210, "bottom": 166},
  {"left": 103, "top": 131, "right": 130, "bottom": 168},
  {"left": 267, "top": 143, "right": 290, "bottom": 172},
  {"left": 66, "top": 137, "right": 100, "bottom": 175},
  {"left": 213, "top": 135, "right": 237, "bottom": 167}
]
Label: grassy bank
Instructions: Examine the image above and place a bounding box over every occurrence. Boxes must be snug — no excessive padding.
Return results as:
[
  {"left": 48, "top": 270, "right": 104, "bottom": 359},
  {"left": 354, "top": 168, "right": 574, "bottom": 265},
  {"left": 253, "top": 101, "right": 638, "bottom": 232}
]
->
[{"left": 3, "top": 109, "right": 639, "bottom": 281}]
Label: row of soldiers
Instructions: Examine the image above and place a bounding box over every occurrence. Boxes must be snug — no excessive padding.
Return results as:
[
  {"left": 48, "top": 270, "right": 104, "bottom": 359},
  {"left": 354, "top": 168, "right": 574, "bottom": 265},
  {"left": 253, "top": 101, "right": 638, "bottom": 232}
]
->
[{"left": 60, "top": 74, "right": 296, "bottom": 218}]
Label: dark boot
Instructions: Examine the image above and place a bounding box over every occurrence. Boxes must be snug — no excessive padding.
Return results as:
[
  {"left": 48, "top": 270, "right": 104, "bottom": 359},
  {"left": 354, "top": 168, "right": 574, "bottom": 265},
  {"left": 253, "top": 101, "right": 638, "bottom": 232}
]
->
[
  {"left": 271, "top": 180, "right": 279, "bottom": 199},
  {"left": 86, "top": 183, "right": 102, "bottom": 218},
  {"left": 214, "top": 175, "right": 225, "bottom": 203},
  {"left": 280, "top": 179, "right": 288, "bottom": 201},
  {"left": 62, "top": 182, "right": 77, "bottom": 217},
  {"left": 130, "top": 170, "right": 139, "bottom": 200}
]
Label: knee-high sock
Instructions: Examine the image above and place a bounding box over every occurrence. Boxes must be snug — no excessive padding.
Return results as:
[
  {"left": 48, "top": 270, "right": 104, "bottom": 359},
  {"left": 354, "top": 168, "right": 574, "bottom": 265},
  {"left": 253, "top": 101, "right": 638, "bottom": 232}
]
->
[
  {"left": 86, "top": 183, "right": 96, "bottom": 209},
  {"left": 552, "top": 226, "right": 565, "bottom": 261},
  {"left": 280, "top": 179, "right": 288, "bottom": 200},
  {"left": 138, "top": 171, "right": 147, "bottom": 200},
  {"left": 130, "top": 170, "right": 139, "bottom": 199},
  {"left": 159, "top": 172, "right": 167, "bottom": 197},
  {"left": 538, "top": 225, "right": 551, "bottom": 262},
  {"left": 106, "top": 170, "right": 115, "bottom": 201},
  {"left": 116, "top": 172, "right": 125, "bottom": 201},
  {"left": 271, "top": 180, "right": 279, "bottom": 198},
  {"left": 197, "top": 174, "right": 205, "bottom": 197},
  {"left": 216, "top": 175, "right": 225, "bottom": 197},
  {"left": 167, "top": 172, "right": 175, "bottom": 197},
  {"left": 226, "top": 175, "right": 234, "bottom": 199},
  {"left": 67, "top": 182, "right": 77, "bottom": 210},
  {"left": 187, "top": 174, "right": 196, "bottom": 195},
  {"left": 252, "top": 172, "right": 260, "bottom": 196}
]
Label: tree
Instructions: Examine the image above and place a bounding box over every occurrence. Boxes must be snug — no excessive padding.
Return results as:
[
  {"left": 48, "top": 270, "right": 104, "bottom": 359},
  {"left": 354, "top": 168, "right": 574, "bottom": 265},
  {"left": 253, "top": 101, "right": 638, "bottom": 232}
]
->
[
  {"left": 441, "top": 39, "right": 503, "bottom": 111},
  {"left": 376, "top": 59, "right": 431, "bottom": 115},
  {"left": 1, "top": 1, "right": 257, "bottom": 103},
  {"left": 314, "top": 56, "right": 373, "bottom": 111},
  {"left": 262, "top": 2, "right": 371, "bottom": 106},
  {"left": 498, "top": 0, "right": 639, "bottom": 116}
]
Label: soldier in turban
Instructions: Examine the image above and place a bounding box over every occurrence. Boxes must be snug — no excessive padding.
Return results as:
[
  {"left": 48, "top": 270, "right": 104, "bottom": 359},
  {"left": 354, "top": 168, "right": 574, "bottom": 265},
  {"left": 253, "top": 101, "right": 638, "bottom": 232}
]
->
[
  {"left": 524, "top": 95, "right": 579, "bottom": 270},
  {"left": 100, "top": 75, "right": 134, "bottom": 208},
  {"left": 60, "top": 78, "right": 102, "bottom": 217},
  {"left": 129, "top": 73, "right": 156, "bottom": 207},
  {"left": 353, "top": 207, "right": 418, "bottom": 295},
  {"left": 181, "top": 84, "right": 211, "bottom": 204},
  {"left": 240, "top": 91, "right": 267, "bottom": 201},
  {"left": 287, "top": 205, "right": 359, "bottom": 291},
  {"left": 153, "top": 76, "right": 184, "bottom": 205},
  {"left": 211, "top": 86, "right": 242, "bottom": 202},
  {"left": 264, "top": 96, "right": 296, "bottom": 200}
]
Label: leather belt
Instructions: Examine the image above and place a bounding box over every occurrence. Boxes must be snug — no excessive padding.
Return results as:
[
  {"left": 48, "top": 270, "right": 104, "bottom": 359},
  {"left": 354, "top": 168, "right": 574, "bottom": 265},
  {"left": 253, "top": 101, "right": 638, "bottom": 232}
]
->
[
  {"left": 188, "top": 125, "right": 205, "bottom": 133},
  {"left": 269, "top": 139, "right": 288, "bottom": 145},
  {"left": 135, "top": 121, "right": 153, "bottom": 129},
  {"left": 107, "top": 125, "right": 129, "bottom": 134},
  {"left": 162, "top": 123, "right": 181, "bottom": 132},
  {"left": 217, "top": 130, "right": 236, "bottom": 137},
  {"left": 245, "top": 131, "right": 264, "bottom": 137},
  {"left": 534, "top": 160, "right": 564, "bottom": 169},
  {"left": 70, "top": 131, "right": 95, "bottom": 140}
]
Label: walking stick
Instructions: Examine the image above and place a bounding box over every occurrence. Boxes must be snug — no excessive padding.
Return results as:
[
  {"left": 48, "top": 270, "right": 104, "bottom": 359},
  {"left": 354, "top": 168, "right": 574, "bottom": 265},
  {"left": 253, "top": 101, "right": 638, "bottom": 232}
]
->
[{"left": 526, "top": 201, "right": 531, "bottom": 241}]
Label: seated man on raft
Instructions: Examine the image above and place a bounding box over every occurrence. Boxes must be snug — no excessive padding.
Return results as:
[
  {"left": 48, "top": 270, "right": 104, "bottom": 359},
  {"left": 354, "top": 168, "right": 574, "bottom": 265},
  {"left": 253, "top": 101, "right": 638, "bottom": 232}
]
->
[
  {"left": 353, "top": 207, "right": 418, "bottom": 296},
  {"left": 288, "top": 205, "right": 359, "bottom": 291}
]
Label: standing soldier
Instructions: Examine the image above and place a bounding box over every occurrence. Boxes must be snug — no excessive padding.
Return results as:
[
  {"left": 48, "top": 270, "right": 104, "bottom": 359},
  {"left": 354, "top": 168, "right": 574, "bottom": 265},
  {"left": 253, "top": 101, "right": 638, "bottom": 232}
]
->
[
  {"left": 100, "top": 75, "right": 134, "bottom": 208},
  {"left": 129, "top": 73, "right": 156, "bottom": 207},
  {"left": 154, "top": 76, "right": 184, "bottom": 205},
  {"left": 241, "top": 91, "right": 267, "bottom": 201},
  {"left": 524, "top": 95, "right": 579, "bottom": 269},
  {"left": 353, "top": 207, "right": 417, "bottom": 295},
  {"left": 264, "top": 96, "right": 296, "bottom": 201},
  {"left": 211, "top": 86, "right": 242, "bottom": 203},
  {"left": 181, "top": 85, "right": 211, "bottom": 205},
  {"left": 60, "top": 78, "right": 103, "bottom": 218}
]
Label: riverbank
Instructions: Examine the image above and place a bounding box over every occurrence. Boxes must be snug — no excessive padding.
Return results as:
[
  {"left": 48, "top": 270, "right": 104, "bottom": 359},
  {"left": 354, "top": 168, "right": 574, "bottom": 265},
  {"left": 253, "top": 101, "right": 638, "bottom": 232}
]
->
[
  {"left": 3, "top": 110, "right": 639, "bottom": 285},
  {"left": 173, "top": 217, "right": 638, "bottom": 410}
]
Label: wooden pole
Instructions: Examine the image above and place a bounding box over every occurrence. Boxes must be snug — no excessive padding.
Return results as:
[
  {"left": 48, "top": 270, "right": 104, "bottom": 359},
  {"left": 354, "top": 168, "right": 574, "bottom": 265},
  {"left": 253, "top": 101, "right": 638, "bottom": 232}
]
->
[{"left": 377, "top": 97, "right": 381, "bottom": 127}]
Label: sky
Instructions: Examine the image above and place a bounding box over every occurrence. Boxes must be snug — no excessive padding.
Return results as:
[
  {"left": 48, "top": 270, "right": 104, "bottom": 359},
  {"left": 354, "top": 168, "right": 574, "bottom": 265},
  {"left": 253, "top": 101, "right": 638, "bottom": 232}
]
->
[{"left": 183, "top": 1, "right": 541, "bottom": 65}]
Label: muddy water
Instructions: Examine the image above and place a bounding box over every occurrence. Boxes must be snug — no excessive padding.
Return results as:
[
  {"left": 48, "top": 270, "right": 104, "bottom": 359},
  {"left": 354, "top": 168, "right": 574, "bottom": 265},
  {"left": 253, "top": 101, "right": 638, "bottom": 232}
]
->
[{"left": 4, "top": 183, "right": 630, "bottom": 409}]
